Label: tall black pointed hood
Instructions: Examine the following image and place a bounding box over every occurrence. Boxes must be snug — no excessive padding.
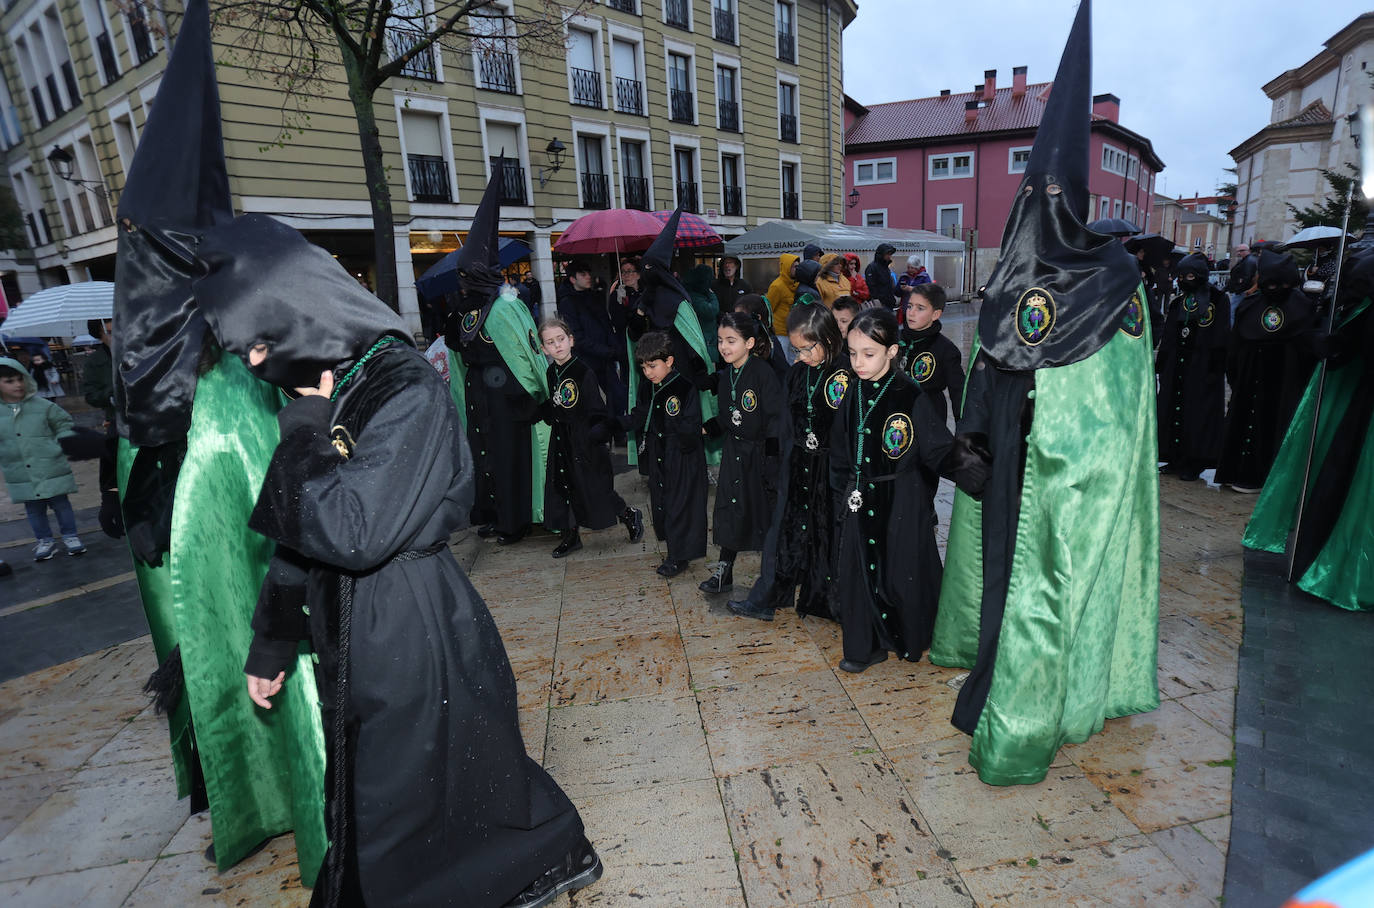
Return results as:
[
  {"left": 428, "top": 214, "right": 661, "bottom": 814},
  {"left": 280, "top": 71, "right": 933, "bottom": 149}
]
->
[
  {"left": 112, "top": 0, "right": 232, "bottom": 445},
  {"left": 452, "top": 162, "right": 506, "bottom": 309},
  {"left": 977, "top": 0, "right": 1141, "bottom": 370},
  {"left": 638, "top": 207, "right": 691, "bottom": 326}
]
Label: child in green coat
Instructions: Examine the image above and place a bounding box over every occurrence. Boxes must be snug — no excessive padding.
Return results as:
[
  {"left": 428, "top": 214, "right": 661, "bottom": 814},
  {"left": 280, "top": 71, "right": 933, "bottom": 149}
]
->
[{"left": 0, "top": 357, "right": 84, "bottom": 559}]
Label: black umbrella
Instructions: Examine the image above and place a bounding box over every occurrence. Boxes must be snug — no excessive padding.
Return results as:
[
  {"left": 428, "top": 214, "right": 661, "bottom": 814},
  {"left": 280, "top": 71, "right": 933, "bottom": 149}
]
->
[
  {"left": 1123, "top": 233, "right": 1175, "bottom": 266},
  {"left": 1087, "top": 217, "right": 1142, "bottom": 237},
  {"left": 415, "top": 237, "right": 532, "bottom": 301}
]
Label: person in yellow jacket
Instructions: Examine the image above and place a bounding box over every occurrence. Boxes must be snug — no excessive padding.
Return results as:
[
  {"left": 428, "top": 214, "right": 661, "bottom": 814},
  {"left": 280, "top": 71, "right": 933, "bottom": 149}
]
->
[
  {"left": 817, "top": 253, "right": 852, "bottom": 308},
  {"left": 766, "top": 253, "right": 800, "bottom": 335}
]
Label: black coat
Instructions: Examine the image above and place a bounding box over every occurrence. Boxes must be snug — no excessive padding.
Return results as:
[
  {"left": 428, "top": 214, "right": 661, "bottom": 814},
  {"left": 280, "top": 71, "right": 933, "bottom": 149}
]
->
[
  {"left": 1216, "top": 290, "right": 1318, "bottom": 488},
  {"left": 712, "top": 275, "right": 753, "bottom": 308},
  {"left": 1155, "top": 285, "right": 1230, "bottom": 470},
  {"left": 708, "top": 357, "right": 786, "bottom": 553},
  {"left": 556, "top": 284, "right": 622, "bottom": 371},
  {"left": 897, "top": 323, "right": 966, "bottom": 425},
  {"left": 865, "top": 259, "right": 897, "bottom": 308},
  {"left": 543, "top": 357, "right": 627, "bottom": 532},
  {"left": 630, "top": 371, "right": 707, "bottom": 562},
  {"left": 829, "top": 370, "right": 952, "bottom": 663},
  {"left": 245, "top": 346, "right": 583, "bottom": 907}
]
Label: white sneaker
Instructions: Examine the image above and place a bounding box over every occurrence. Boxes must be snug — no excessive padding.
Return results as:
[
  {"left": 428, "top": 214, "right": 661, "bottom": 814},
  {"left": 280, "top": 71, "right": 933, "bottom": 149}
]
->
[
  {"left": 33, "top": 539, "right": 57, "bottom": 561},
  {"left": 63, "top": 535, "right": 86, "bottom": 556}
]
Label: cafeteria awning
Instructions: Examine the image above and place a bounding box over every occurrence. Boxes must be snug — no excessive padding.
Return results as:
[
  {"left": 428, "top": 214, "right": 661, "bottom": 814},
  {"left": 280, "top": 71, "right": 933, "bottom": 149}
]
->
[{"left": 723, "top": 221, "right": 964, "bottom": 258}]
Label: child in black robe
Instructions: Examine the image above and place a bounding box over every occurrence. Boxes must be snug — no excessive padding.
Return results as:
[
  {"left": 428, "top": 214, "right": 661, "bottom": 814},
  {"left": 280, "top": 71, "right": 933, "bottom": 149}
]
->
[
  {"left": 728, "top": 303, "right": 850, "bottom": 621},
  {"left": 1156, "top": 253, "right": 1231, "bottom": 481},
  {"left": 897, "top": 283, "right": 966, "bottom": 425},
  {"left": 629, "top": 331, "right": 707, "bottom": 577},
  {"left": 733, "top": 293, "right": 790, "bottom": 385},
  {"left": 698, "top": 311, "right": 787, "bottom": 593},
  {"left": 832, "top": 294, "right": 862, "bottom": 337},
  {"left": 538, "top": 318, "right": 644, "bottom": 558},
  {"left": 829, "top": 309, "right": 953, "bottom": 672}
]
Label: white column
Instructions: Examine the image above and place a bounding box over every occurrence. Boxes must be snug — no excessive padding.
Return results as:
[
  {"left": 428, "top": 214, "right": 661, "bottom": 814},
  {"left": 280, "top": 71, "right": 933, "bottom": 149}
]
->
[
  {"left": 531, "top": 229, "right": 555, "bottom": 319},
  {"left": 393, "top": 227, "right": 421, "bottom": 336}
]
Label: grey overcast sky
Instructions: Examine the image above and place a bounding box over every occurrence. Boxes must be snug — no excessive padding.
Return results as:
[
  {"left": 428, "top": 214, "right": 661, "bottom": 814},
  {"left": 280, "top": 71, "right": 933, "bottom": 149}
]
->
[{"left": 842, "top": 0, "right": 1373, "bottom": 200}]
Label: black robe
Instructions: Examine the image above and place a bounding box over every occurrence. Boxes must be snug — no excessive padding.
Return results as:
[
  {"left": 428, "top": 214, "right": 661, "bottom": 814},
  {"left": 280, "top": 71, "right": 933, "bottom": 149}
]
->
[
  {"left": 245, "top": 345, "right": 583, "bottom": 907},
  {"left": 829, "top": 371, "right": 952, "bottom": 663},
  {"left": 447, "top": 304, "right": 538, "bottom": 534},
  {"left": 630, "top": 371, "right": 707, "bottom": 562},
  {"left": 897, "top": 322, "right": 967, "bottom": 425},
  {"left": 543, "top": 357, "right": 627, "bottom": 532},
  {"left": 709, "top": 357, "right": 786, "bottom": 553},
  {"left": 1155, "top": 286, "right": 1230, "bottom": 472},
  {"left": 1215, "top": 289, "right": 1318, "bottom": 489}
]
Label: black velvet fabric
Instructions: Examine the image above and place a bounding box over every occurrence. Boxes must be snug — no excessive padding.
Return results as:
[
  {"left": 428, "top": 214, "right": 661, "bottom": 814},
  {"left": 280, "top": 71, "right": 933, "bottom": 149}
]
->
[
  {"left": 976, "top": 0, "right": 1141, "bottom": 372},
  {"left": 543, "top": 357, "right": 627, "bottom": 532},
  {"left": 1155, "top": 284, "right": 1230, "bottom": 472},
  {"left": 247, "top": 346, "right": 584, "bottom": 907},
  {"left": 829, "top": 371, "right": 952, "bottom": 663},
  {"left": 897, "top": 322, "right": 966, "bottom": 424},
  {"left": 710, "top": 357, "right": 786, "bottom": 553},
  {"left": 630, "top": 371, "right": 707, "bottom": 562}
]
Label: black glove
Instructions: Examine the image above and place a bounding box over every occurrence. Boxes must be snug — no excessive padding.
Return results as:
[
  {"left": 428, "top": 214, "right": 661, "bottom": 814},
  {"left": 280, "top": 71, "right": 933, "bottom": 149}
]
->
[
  {"left": 99, "top": 489, "right": 125, "bottom": 539},
  {"left": 702, "top": 417, "right": 724, "bottom": 438},
  {"left": 588, "top": 416, "right": 612, "bottom": 446},
  {"left": 765, "top": 436, "right": 780, "bottom": 457},
  {"left": 945, "top": 432, "right": 992, "bottom": 500},
  {"left": 535, "top": 399, "right": 556, "bottom": 425},
  {"left": 58, "top": 427, "right": 107, "bottom": 461}
]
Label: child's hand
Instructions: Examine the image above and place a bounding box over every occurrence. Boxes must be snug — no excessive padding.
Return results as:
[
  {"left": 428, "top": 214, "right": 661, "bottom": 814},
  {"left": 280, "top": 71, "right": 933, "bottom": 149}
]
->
[
  {"left": 295, "top": 370, "right": 334, "bottom": 399},
  {"left": 246, "top": 671, "right": 286, "bottom": 709}
]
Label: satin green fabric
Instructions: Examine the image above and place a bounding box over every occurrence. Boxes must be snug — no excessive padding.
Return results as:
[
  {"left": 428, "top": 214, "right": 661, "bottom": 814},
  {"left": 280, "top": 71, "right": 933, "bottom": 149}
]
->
[
  {"left": 626, "top": 299, "right": 721, "bottom": 467},
  {"left": 1244, "top": 299, "right": 1374, "bottom": 611},
  {"left": 942, "top": 314, "right": 1161, "bottom": 786},
  {"left": 120, "top": 357, "right": 327, "bottom": 881}
]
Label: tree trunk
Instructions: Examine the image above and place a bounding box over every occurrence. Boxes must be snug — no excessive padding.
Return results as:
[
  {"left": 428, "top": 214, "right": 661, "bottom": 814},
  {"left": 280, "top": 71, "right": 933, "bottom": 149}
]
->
[{"left": 339, "top": 50, "right": 399, "bottom": 310}]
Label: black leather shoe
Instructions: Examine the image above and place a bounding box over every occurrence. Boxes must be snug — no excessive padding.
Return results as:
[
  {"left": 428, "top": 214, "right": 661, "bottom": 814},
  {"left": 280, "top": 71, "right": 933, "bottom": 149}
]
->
[
  {"left": 727, "top": 599, "right": 774, "bottom": 621},
  {"left": 497, "top": 528, "right": 528, "bottom": 546},
  {"left": 476, "top": 524, "right": 499, "bottom": 539},
  {"left": 504, "top": 836, "right": 603, "bottom": 907},
  {"left": 552, "top": 534, "right": 582, "bottom": 558},
  {"left": 0, "top": 560, "right": 11, "bottom": 578},
  {"left": 838, "top": 650, "right": 889, "bottom": 674},
  {"left": 698, "top": 561, "right": 733, "bottom": 594},
  {"left": 656, "top": 559, "right": 688, "bottom": 578},
  {"left": 621, "top": 507, "right": 645, "bottom": 543}
]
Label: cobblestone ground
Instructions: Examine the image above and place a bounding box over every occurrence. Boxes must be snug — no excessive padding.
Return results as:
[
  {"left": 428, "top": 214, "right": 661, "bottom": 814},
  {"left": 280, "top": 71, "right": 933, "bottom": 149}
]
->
[{"left": 0, "top": 310, "right": 1264, "bottom": 906}]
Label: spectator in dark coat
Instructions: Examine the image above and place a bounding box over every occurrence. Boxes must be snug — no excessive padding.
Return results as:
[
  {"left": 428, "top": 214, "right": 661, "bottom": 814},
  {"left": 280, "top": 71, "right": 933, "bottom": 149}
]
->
[
  {"left": 865, "top": 243, "right": 897, "bottom": 308},
  {"left": 802, "top": 243, "right": 823, "bottom": 263},
  {"left": 712, "top": 255, "right": 752, "bottom": 308},
  {"left": 557, "top": 259, "right": 628, "bottom": 429}
]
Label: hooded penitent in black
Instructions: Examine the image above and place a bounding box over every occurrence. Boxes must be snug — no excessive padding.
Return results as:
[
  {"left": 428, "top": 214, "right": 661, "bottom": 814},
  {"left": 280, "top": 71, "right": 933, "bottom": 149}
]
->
[
  {"left": 933, "top": 0, "right": 1161, "bottom": 786},
  {"left": 196, "top": 214, "right": 589, "bottom": 906},
  {"left": 1155, "top": 253, "right": 1230, "bottom": 478},
  {"left": 1215, "top": 249, "right": 1320, "bottom": 490},
  {"left": 627, "top": 208, "right": 709, "bottom": 377}
]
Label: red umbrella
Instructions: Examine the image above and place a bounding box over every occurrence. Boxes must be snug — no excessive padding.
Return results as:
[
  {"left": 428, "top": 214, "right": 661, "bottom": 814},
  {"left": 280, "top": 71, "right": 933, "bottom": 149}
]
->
[
  {"left": 554, "top": 208, "right": 664, "bottom": 255},
  {"left": 648, "top": 210, "right": 722, "bottom": 248}
]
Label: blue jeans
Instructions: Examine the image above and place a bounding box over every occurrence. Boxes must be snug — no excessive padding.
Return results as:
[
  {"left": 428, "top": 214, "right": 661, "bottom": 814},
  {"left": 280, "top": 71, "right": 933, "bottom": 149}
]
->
[{"left": 25, "top": 495, "right": 77, "bottom": 541}]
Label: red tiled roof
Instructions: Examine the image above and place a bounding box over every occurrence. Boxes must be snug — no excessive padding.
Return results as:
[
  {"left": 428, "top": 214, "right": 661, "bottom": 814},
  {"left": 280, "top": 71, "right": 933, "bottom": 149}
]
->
[
  {"left": 845, "top": 82, "right": 1058, "bottom": 144},
  {"left": 1273, "top": 99, "right": 1333, "bottom": 128}
]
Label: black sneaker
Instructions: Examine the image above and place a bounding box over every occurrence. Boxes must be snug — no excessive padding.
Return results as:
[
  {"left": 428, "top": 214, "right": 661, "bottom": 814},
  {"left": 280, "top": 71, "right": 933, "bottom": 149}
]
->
[
  {"left": 698, "top": 561, "right": 733, "bottom": 594},
  {"left": 552, "top": 533, "right": 582, "bottom": 559},
  {"left": 838, "top": 650, "right": 888, "bottom": 674},
  {"left": 727, "top": 599, "right": 774, "bottom": 621},
  {"left": 621, "top": 507, "right": 645, "bottom": 543},
  {"left": 476, "top": 524, "right": 500, "bottom": 539},
  {"left": 656, "top": 559, "right": 688, "bottom": 578},
  {"left": 505, "top": 836, "right": 603, "bottom": 907}
]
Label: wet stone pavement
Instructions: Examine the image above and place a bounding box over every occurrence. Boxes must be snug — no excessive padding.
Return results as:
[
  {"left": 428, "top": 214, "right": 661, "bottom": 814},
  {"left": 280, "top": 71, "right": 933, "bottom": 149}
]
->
[{"left": 0, "top": 304, "right": 1364, "bottom": 906}]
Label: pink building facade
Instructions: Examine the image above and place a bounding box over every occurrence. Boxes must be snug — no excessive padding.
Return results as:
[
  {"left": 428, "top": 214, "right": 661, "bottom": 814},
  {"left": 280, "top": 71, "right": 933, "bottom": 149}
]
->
[{"left": 843, "top": 72, "right": 1163, "bottom": 283}]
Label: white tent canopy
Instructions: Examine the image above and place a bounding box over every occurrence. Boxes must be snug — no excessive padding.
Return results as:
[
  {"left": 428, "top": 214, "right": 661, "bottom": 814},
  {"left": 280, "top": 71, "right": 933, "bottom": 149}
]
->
[
  {"left": 724, "top": 220, "right": 964, "bottom": 258},
  {"left": 0, "top": 281, "right": 114, "bottom": 337}
]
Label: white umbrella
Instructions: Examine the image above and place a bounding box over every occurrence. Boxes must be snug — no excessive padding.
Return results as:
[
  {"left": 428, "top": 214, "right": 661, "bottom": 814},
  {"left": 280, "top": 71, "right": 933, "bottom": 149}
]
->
[
  {"left": 0, "top": 281, "right": 114, "bottom": 336},
  {"left": 1283, "top": 225, "right": 1349, "bottom": 249}
]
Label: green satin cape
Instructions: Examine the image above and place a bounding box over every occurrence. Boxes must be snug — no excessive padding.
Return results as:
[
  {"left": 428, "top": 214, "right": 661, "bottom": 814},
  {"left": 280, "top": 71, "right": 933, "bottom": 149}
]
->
[
  {"left": 1243, "top": 299, "right": 1374, "bottom": 611},
  {"left": 446, "top": 294, "right": 550, "bottom": 524},
  {"left": 932, "top": 319, "right": 1161, "bottom": 786},
  {"left": 626, "top": 299, "right": 720, "bottom": 466},
  {"left": 119, "top": 356, "right": 327, "bottom": 881}
]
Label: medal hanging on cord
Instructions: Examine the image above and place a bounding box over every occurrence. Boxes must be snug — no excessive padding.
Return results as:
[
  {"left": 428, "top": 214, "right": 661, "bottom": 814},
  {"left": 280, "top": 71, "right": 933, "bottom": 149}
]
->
[
  {"left": 728, "top": 363, "right": 744, "bottom": 427},
  {"left": 803, "top": 365, "right": 824, "bottom": 452},
  {"left": 639, "top": 373, "right": 673, "bottom": 455},
  {"left": 848, "top": 369, "right": 898, "bottom": 512}
]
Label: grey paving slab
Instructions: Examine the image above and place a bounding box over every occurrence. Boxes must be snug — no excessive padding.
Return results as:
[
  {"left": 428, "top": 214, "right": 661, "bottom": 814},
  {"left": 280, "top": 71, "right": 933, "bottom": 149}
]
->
[{"left": 0, "top": 580, "right": 148, "bottom": 682}]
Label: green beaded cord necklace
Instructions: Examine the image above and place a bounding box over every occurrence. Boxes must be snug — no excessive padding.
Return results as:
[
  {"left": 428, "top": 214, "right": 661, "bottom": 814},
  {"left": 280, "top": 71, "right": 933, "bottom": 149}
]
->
[
  {"left": 638, "top": 370, "right": 677, "bottom": 454},
  {"left": 847, "top": 365, "right": 899, "bottom": 512},
  {"left": 802, "top": 362, "right": 826, "bottom": 451},
  {"left": 330, "top": 337, "right": 394, "bottom": 401},
  {"left": 727, "top": 361, "right": 745, "bottom": 426}
]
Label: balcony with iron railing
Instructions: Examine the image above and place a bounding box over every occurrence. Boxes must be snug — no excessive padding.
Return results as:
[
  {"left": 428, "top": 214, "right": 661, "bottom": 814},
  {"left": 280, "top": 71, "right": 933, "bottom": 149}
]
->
[
  {"left": 477, "top": 49, "right": 517, "bottom": 93},
  {"left": 670, "top": 88, "right": 693, "bottom": 123},
  {"left": 493, "top": 160, "right": 527, "bottom": 205},
  {"left": 614, "top": 76, "right": 643, "bottom": 115},
  {"left": 95, "top": 31, "right": 119, "bottom": 84},
  {"left": 665, "top": 0, "right": 689, "bottom": 30},
  {"left": 43, "top": 75, "right": 62, "bottom": 116},
  {"left": 782, "top": 191, "right": 799, "bottom": 219},
  {"left": 388, "top": 26, "right": 438, "bottom": 81},
  {"left": 713, "top": 8, "right": 736, "bottom": 43},
  {"left": 718, "top": 98, "right": 739, "bottom": 132},
  {"left": 676, "top": 180, "right": 699, "bottom": 214},
  {"left": 777, "top": 32, "right": 795, "bottom": 64},
  {"left": 607, "top": 0, "right": 636, "bottom": 11},
  {"left": 130, "top": 11, "right": 155, "bottom": 64},
  {"left": 60, "top": 61, "right": 80, "bottom": 105},
  {"left": 408, "top": 154, "right": 451, "bottom": 202},
  {"left": 25, "top": 211, "right": 44, "bottom": 247},
  {"left": 570, "top": 67, "right": 602, "bottom": 107},
  {"left": 623, "top": 176, "right": 649, "bottom": 211},
  {"left": 29, "top": 87, "right": 48, "bottom": 127},
  {"left": 580, "top": 172, "right": 610, "bottom": 210},
  {"left": 723, "top": 185, "right": 743, "bottom": 217},
  {"left": 780, "top": 113, "right": 798, "bottom": 143}
]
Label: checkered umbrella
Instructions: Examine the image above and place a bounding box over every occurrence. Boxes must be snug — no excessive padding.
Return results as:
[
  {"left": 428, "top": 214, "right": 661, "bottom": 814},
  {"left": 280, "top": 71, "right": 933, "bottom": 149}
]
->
[{"left": 648, "top": 210, "right": 722, "bottom": 249}]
